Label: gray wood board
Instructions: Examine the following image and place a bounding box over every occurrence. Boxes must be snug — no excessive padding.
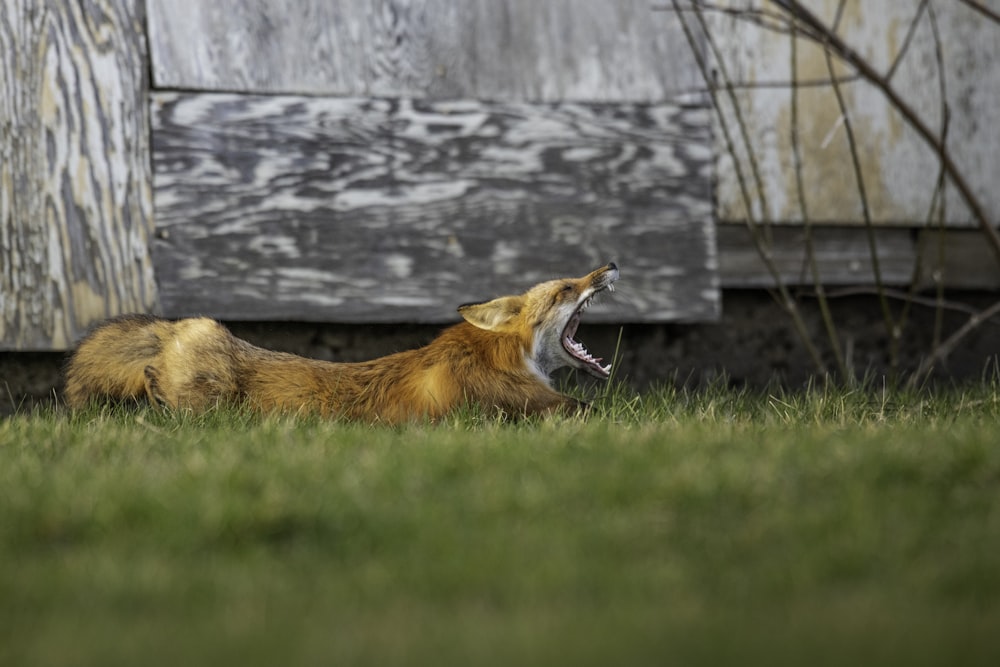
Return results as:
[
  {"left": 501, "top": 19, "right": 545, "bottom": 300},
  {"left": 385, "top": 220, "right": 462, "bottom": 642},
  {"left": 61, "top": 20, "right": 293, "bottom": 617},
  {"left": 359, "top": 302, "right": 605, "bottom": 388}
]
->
[
  {"left": 0, "top": 0, "right": 158, "bottom": 351},
  {"left": 718, "top": 224, "right": 917, "bottom": 288},
  {"left": 718, "top": 224, "right": 1000, "bottom": 290},
  {"left": 151, "top": 92, "right": 717, "bottom": 323},
  {"left": 915, "top": 230, "right": 1000, "bottom": 291},
  {"left": 146, "top": 0, "right": 702, "bottom": 102}
]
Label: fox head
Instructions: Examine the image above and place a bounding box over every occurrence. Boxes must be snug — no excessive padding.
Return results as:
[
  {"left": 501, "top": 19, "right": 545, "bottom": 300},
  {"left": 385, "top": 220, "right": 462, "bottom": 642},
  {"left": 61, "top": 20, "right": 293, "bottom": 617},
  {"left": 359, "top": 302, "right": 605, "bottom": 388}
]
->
[{"left": 458, "top": 262, "right": 620, "bottom": 380}]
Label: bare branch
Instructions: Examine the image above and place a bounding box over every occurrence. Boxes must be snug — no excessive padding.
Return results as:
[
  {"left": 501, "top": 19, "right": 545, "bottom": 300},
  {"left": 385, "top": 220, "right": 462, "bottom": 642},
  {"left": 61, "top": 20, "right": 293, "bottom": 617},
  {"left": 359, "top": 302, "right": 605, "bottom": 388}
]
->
[
  {"left": 908, "top": 300, "right": 1000, "bottom": 388},
  {"left": 822, "top": 46, "right": 899, "bottom": 367},
  {"left": 957, "top": 0, "right": 1000, "bottom": 24},
  {"left": 691, "top": 5, "right": 771, "bottom": 224},
  {"left": 829, "top": 0, "right": 847, "bottom": 33},
  {"left": 923, "top": 3, "right": 950, "bottom": 358},
  {"left": 769, "top": 0, "right": 1000, "bottom": 265},
  {"left": 653, "top": 2, "right": 826, "bottom": 40},
  {"left": 790, "top": 20, "right": 850, "bottom": 381},
  {"left": 669, "top": 0, "right": 828, "bottom": 375},
  {"left": 653, "top": 2, "right": 858, "bottom": 90},
  {"left": 821, "top": 287, "right": 986, "bottom": 319},
  {"left": 664, "top": 0, "right": 999, "bottom": 386},
  {"left": 886, "top": 0, "right": 930, "bottom": 82},
  {"left": 690, "top": 74, "right": 862, "bottom": 91}
]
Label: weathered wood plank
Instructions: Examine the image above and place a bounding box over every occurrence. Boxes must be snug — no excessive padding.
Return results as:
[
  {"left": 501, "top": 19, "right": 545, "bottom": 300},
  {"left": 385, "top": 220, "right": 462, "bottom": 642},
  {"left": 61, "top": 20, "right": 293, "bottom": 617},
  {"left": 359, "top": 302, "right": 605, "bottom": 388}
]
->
[
  {"left": 915, "top": 230, "right": 1000, "bottom": 291},
  {"left": 718, "top": 224, "right": 1000, "bottom": 290},
  {"left": 147, "top": 0, "right": 370, "bottom": 96},
  {"left": 146, "top": 0, "right": 702, "bottom": 102},
  {"left": 366, "top": 0, "right": 479, "bottom": 100},
  {"left": 151, "top": 92, "right": 717, "bottom": 323},
  {"left": 0, "top": 0, "right": 157, "bottom": 351},
  {"left": 717, "top": 224, "right": 917, "bottom": 287},
  {"left": 471, "top": 0, "right": 701, "bottom": 103},
  {"left": 708, "top": 1, "right": 1000, "bottom": 226}
]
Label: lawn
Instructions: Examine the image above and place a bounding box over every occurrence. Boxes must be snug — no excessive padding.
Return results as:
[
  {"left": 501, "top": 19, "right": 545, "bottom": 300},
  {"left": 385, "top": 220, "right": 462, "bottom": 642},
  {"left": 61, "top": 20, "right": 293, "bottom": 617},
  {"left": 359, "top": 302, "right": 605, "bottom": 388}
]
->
[{"left": 2, "top": 382, "right": 1000, "bottom": 666}]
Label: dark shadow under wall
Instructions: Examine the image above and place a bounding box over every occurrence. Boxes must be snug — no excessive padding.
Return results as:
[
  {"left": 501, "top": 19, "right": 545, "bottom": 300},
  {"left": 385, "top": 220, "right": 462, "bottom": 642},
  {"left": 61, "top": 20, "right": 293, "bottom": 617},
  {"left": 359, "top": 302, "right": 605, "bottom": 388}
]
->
[{"left": 4, "top": 291, "right": 999, "bottom": 415}]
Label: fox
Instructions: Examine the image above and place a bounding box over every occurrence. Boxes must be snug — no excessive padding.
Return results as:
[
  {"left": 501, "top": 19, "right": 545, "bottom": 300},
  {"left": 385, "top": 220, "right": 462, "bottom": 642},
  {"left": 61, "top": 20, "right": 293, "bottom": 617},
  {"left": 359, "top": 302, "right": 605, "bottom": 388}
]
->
[{"left": 64, "top": 262, "right": 620, "bottom": 423}]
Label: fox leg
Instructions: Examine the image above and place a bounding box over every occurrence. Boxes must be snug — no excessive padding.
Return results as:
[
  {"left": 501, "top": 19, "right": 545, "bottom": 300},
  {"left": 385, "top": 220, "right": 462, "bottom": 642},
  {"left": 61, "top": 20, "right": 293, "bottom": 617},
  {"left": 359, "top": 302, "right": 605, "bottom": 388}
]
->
[{"left": 514, "top": 383, "right": 590, "bottom": 418}]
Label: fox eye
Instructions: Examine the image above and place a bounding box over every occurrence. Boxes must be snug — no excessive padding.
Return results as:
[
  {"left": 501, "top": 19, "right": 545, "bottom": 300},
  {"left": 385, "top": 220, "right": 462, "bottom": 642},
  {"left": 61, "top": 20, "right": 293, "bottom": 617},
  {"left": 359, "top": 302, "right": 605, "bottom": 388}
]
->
[{"left": 550, "top": 283, "right": 573, "bottom": 307}]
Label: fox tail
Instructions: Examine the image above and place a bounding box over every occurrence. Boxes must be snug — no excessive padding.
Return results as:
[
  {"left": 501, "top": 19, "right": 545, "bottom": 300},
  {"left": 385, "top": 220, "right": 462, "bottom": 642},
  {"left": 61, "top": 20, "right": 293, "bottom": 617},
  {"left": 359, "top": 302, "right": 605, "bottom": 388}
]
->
[{"left": 64, "top": 314, "right": 164, "bottom": 408}]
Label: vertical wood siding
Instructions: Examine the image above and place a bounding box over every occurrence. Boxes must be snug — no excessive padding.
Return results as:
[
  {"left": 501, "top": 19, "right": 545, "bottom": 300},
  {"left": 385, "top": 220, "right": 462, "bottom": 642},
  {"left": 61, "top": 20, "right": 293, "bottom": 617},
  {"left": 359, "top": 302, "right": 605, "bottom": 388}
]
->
[{"left": 0, "top": 0, "right": 157, "bottom": 350}]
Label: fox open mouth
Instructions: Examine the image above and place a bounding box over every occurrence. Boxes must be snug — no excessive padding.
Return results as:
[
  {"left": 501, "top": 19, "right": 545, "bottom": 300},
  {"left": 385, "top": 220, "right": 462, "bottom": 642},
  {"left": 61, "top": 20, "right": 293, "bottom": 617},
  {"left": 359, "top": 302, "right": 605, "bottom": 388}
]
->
[{"left": 562, "top": 286, "right": 614, "bottom": 379}]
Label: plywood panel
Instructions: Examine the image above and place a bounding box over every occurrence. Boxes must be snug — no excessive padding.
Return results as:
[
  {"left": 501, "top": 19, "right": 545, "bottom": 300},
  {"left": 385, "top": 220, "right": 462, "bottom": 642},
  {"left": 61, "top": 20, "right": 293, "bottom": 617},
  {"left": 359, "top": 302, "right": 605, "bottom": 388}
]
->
[
  {"left": 146, "top": 0, "right": 702, "bottom": 102},
  {"left": 0, "top": 0, "right": 157, "bottom": 350},
  {"left": 146, "top": 0, "right": 370, "bottom": 96},
  {"left": 151, "top": 93, "right": 717, "bottom": 322}
]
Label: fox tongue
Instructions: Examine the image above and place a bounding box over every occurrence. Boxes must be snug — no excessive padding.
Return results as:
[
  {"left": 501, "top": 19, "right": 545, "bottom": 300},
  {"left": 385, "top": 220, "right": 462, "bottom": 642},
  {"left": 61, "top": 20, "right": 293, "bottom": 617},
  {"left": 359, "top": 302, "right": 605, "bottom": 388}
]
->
[{"left": 565, "top": 312, "right": 580, "bottom": 339}]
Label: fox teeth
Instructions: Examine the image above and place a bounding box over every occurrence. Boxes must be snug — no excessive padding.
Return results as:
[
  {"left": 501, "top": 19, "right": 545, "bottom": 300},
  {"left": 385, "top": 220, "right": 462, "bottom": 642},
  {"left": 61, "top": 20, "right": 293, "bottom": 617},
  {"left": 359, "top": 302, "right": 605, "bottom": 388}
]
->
[{"left": 565, "top": 337, "right": 601, "bottom": 363}]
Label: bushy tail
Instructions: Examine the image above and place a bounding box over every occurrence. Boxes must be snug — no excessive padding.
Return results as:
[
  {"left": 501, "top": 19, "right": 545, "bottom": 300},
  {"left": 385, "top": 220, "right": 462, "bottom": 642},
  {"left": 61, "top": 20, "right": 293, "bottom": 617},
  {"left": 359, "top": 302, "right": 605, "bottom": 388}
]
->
[{"left": 64, "top": 314, "right": 166, "bottom": 408}]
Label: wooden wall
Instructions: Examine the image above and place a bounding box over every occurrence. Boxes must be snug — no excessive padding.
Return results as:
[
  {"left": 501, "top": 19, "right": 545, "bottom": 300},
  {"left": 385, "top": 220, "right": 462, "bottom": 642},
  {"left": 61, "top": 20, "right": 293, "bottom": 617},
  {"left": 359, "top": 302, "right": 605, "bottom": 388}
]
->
[
  {"left": 145, "top": 0, "right": 720, "bottom": 324},
  {"left": 703, "top": 0, "right": 1000, "bottom": 295},
  {"left": 709, "top": 0, "right": 1000, "bottom": 227},
  {"left": 151, "top": 93, "right": 715, "bottom": 322},
  {"left": 1, "top": 0, "right": 157, "bottom": 350},
  {"left": 4, "top": 0, "right": 999, "bottom": 351},
  {"left": 146, "top": 0, "right": 702, "bottom": 101}
]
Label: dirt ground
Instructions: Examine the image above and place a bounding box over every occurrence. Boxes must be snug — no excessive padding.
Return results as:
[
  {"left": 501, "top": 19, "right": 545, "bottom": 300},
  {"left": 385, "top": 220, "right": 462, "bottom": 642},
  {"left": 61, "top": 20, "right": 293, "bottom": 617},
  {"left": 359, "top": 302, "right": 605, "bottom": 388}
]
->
[{"left": 3, "top": 291, "right": 998, "bottom": 415}]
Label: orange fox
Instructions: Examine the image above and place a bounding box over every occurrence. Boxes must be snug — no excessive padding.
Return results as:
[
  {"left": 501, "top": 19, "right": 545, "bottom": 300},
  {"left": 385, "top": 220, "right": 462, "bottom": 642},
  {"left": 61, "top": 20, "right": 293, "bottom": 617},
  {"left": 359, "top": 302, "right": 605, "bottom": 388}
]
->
[{"left": 64, "top": 263, "right": 619, "bottom": 423}]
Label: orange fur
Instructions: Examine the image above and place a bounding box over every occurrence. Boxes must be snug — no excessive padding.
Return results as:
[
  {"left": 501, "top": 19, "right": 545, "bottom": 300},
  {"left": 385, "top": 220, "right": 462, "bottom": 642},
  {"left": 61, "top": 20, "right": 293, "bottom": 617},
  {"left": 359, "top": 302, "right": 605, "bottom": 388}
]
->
[{"left": 64, "top": 263, "right": 619, "bottom": 423}]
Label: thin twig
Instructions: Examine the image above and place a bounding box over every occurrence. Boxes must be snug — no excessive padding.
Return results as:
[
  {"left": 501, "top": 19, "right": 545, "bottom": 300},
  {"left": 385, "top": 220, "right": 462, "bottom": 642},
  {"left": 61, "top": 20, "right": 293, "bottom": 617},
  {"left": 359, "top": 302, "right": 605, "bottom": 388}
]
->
[
  {"left": 886, "top": 0, "right": 930, "bottom": 82},
  {"left": 685, "top": 74, "right": 862, "bottom": 91},
  {"left": 957, "top": 0, "right": 1000, "bottom": 24},
  {"left": 829, "top": 0, "right": 847, "bottom": 32},
  {"left": 920, "top": 3, "right": 950, "bottom": 360},
  {"left": 908, "top": 300, "right": 1000, "bottom": 388},
  {"left": 790, "top": 19, "right": 850, "bottom": 381},
  {"left": 822, "top": 44, "right": 899, "bottom": 368},
  {"left": 770, "top": 0, "right": 1000, "bottom": 265},
  {"left": 654, "top": 3, "right": 827, "bottom": 41},
  {"left": 820, "top": 287, "right": 986, "bottom": 318},
  {"left": 669, "top": 0, "right": 827, "bottom": 374},
  {"left": 691, "top": 4, "right": 771, "bottom": 226}
]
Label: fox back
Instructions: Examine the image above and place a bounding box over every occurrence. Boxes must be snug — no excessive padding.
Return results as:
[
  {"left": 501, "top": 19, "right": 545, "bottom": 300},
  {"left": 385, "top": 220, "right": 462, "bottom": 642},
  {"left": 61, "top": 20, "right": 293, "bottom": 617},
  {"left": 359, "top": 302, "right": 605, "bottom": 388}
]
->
[{"left": 64, "top": 263, "right": 619, "bottom": 423}]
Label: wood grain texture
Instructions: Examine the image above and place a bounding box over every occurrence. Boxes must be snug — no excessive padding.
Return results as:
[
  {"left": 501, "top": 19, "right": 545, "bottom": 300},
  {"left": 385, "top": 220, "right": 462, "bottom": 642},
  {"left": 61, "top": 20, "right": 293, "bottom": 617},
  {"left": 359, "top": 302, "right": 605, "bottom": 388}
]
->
[
  {"left": 146, "top": 0, "right": 702, "bottom": 102},
  {"left": 0, "top": 0, "right": 157, "bottom": 351},
  {"left": 147, "top": 0, "right": 370, "bottom": 96},
  {"left": 151, "top": 92, "right": 717, "bottom": 323},
  {"left": 471, "top": 0, "right": 700, "bottom": 103}
]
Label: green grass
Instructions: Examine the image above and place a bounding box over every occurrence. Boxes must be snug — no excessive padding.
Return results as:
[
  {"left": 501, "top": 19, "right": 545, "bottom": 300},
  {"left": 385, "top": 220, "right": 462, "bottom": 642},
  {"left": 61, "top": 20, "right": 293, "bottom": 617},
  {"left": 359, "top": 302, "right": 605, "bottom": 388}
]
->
[{"left": 3, "top": 382, "right": 1000, "bottom": 666}]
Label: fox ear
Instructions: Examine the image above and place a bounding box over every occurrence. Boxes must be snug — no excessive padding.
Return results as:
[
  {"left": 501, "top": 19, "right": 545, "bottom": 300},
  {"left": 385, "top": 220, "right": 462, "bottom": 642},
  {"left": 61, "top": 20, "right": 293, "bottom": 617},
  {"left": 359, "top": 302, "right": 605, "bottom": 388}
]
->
[{"left": 458, "top": 296, "right": 523, "bottom": 331}]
